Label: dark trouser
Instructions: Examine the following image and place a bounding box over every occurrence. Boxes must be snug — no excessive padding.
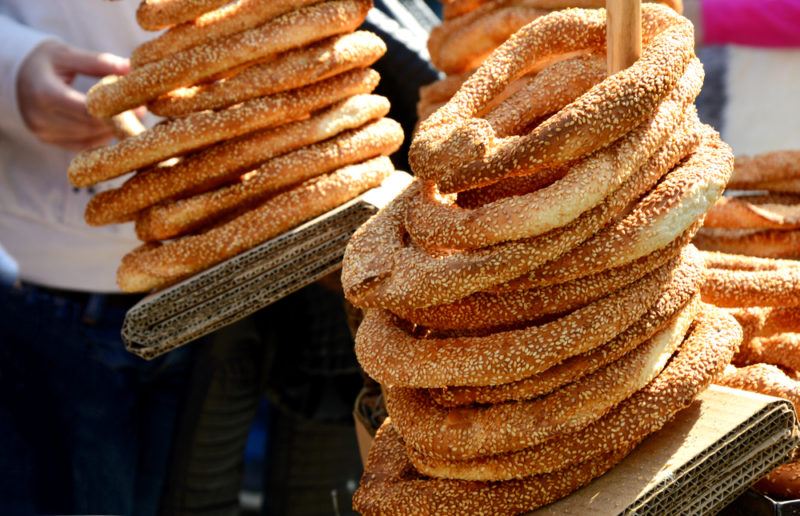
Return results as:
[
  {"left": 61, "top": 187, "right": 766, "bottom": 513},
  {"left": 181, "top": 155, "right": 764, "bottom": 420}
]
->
[
  {"left": 0, "top": 282, "right": 194, "bottom": 515},
  {"left": 159, "top": 316, "right": 266, "bottom": 516},
  {"left": 160, "top": 279, "right": 364, "bottom": 516}
]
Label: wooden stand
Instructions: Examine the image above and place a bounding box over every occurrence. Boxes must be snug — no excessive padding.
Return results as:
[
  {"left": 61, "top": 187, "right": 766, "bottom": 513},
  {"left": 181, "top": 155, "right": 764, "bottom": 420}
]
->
[{"left": 606, "top": 0, "right": 642, "bottom": 74}]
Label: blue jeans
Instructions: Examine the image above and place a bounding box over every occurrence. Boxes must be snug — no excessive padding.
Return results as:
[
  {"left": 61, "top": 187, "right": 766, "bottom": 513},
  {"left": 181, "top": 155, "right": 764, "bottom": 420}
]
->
[{"left": 0, "top": 283, "right": 193, "bottom": 515}]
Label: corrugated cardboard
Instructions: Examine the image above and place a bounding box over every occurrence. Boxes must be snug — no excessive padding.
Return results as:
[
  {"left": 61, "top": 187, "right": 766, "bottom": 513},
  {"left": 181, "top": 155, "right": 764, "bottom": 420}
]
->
[
  {"left": 122, "top": 171, "right": 412, "bottom": 359},
  {"left": 533, "top": 385, "right": 798, "bottom": 515},
  {"left": 354, "top": 385, "right": 799, "bottom": 515}
]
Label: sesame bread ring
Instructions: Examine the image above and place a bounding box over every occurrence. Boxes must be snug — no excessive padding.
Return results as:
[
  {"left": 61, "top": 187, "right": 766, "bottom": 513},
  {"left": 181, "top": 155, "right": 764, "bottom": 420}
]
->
[
  {"left": 85, "top": 94, "right": 390, "bottom": 226},
  {"left": 355, "top": 246, "right": 704, "bottom": 388},
  {"left": 481, "top": 54, "right": 606, "bottom": 138},
  {"left": 440, "top": 0, "right": 683, "bottom": 21},
  {"left": 149, "top": 31, "right": 386, "bottom": 117},
  {"left": 71, "top": 68, "right": 379, "bottom": 187},
  {"left": 450, "top": 165, "right": 569, "bottom": 210},
  {"left": 116, "top": 156, "right": 394, "bottom": 293},
  {"left": 388, "top": 297, "right": 690, "bottom": 460},
  {"left": 701, "top": 267, "right": 800, "bottom": 308},
  {"left": 407, "top": 305, "right": 740, "bottom": 481},
  {"left": 717, "top": 364, "right": 800, "bottom": 414},
  {"left": 431, "top": 0, "right": 684, "bottom": 75},
  {"left": 730, "top": 178, "right": 800, "bottom": 195},
  {"left": 490, "top": 229, "right": 691, "bottom": 293},
  {"left": 701, "top": 251, "right": 800, "bottom": 272},
  {"left": 736, "top": 334, "right": 800, "bottom": 373},
  {"left": 353, "top": 421, "right": 633, "bottom": 516},
  {"left": 704, "top": 195, "right": 800, "bottom": 230},
  {"left": 418, "top": 73, "right": 470, "bottom": 113},
  {"left": 694, "top": 228, "right": 800, "bottom": 259},
  {"left": 411, "top": 5, "right": 694, "bottom": 193},
  {"left": 395, "top": 233, "right": 687, "bottom": 332},
  {"left": 519, "top": 127, "right": 731, "bottom": 287},
  {"left": 88, "top": 0, "right": 371, "bottom": 118},
  {"left": 134, "top": 117, "right": 403, "bottom": 241},
  {"left": 136, "top": 0, "right": 231, "bottom": 31},
  {"left": 429, "top": 3, "right": 548, "bottom": 74},
  {"left": 729, "top": 306, "right": 800, "bottom": 344},
  {"left": 416, "top": 52, "right": 601, "bottom": 127},
  {"left": 429, "top": 292, "right": 701, "bottom": 407},
  {"left": 343, "top": 112, "right": 702, "bottom": 311},
  {"left": 729, "top": 150, "right": 800, "bottom": 187},
  {"left": 405, "top": 63, "right": 702, "bottom": 250},
  {"left": 441, "top": 0, "right": 488, "bottom": 20},
  {"left": 132, "top": 0, "right": 324, "bottom": 66}
]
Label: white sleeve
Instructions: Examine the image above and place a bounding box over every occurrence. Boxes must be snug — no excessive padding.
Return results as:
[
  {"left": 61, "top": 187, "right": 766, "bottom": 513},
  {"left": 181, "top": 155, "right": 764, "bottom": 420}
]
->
[{"left": 0, "top": 15, "right": 58, "bottom": 137}]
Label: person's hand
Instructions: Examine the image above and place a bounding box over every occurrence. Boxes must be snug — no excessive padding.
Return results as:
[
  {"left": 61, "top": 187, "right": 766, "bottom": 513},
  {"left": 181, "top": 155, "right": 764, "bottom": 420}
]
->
[{"left": 17, "top": 41, "right": 130, "bottom": 151}]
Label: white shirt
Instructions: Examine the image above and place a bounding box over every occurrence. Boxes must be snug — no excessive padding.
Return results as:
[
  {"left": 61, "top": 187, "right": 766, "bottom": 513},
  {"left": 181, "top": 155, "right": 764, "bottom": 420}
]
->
[
  {"left": 723, "top": 45, "right": 800, "bottom": 156},
  {"left": 0, "top": 0, "right": 147, "bottom": 292}
]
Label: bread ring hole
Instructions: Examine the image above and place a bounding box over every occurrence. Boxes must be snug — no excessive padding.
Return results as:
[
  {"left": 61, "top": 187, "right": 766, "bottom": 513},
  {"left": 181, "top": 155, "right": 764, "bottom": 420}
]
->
[
  {"left": 482, "top": 54, "right": 606, "bottom": 138},
  {"left": 455, "top": 165, "right": 569, "bottom": 208},
  {"left": 393, "top": 307, "right": 573, "bottom": 340}
]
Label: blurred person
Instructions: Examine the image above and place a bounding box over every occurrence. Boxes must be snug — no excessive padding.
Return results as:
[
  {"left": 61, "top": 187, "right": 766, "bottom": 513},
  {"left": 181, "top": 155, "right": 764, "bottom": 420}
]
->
[
  {"left": 0, "top": 2, "right": 193, "bottom": 514},
  {"left": 684, "top": 0, "right": 800, "bottom": 154}
]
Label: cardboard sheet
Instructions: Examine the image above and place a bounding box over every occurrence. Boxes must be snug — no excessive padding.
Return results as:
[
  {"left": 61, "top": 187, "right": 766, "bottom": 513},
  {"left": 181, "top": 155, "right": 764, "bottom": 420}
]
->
[
  {"left": 122, "top": 171, "right": 412, "bottom": 359},
  {"left": 353, "top": 385, "right": 798, "bottom": 515},
  {"left": 532, "top": 385, "right": 798, "bottom": 515}
]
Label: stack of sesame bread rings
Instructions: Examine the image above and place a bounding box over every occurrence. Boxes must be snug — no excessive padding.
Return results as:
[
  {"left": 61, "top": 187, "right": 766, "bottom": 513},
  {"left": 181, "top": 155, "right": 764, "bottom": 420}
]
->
[
  {"left": 696, "top": 151, "right": 800, "bottom": 499},
  {"left": 696, "top": 150, "right": 800, "bottom": 259},
  {"left": 416, "top": 0, "right": 683, "bottom": 122},
  {"left": 345, "top": 5, "right": 744, "bottom": 514},
  {"left": 67, "top": 0, "right": 403, "bottom": 293}
]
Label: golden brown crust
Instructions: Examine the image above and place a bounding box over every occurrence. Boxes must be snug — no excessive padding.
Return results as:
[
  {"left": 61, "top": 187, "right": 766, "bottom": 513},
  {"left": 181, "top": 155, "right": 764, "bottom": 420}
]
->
[
  {"left": 701, "top": 267, "right": 800, "bottom": 308},
  {"left": 136, "top": 0, "right": 231, "bottom": 31},
  {"left": 440, "top": 0, "right": 683, "bottom": 21},
  {"left": 735, "top": 334, "right": 800, "bottom": 373},
  {"left": 388, "top": 305, "right": 691, "bottom": 459},
  {"left": 116, "top": 157, "right": 394, "bottom": 293},
  {"left": 148, "top": 31, "right": 386, "bottom": 117},
  {"left": 71, "top": 68, "right": 380, "bottom": 187},
  {"left": 343, "top": 118, "right": 717, "bottom": 312},
  {"left": 132, "top": 0, "right": 324, "bottom": 66},
  {"left": 405, "top": 75, "right": 703, "bottom": 251},
  {"left": 704, "top": 194, "right": 800, "bottom": 230},
  {"left": 89, "top": 0, "right": 371, "bottom": 117},
  {"left": 717, "top": 363, "right": 800, "bottom": 413},
  {"left": 396, "top": 234, "right": 686, "bottom": 332},
  {"left": 735, "top": 178, "right": 800, "bottom": 194},
  {"left": 430, "top": 293, "right": 701, "bottom": 407},
  {"left": 418, "top": 72, "right": 470, "bottom": 109},
  {"left": 730, "top": 150, "right": 800, "bottom": 186},
  {"left": 354, "top": 247, "right": 704, "bottom": 388},
  {"left": 411, "top": 6, "right": 693, "bottom": 193},
  {"left": 85, "top": 94, "right": 390, "bottom": 226},
  {"left": 441, "top": 0, "right": 488, "bottom": 20},
  {"left": 483, "top": 54, "right": 606, "bottom": 137},
  {"left": 408, "top": 305, "right": 740, "bottom": 481},
  {"left": 353, "top": 421, "right": 635, "bottom": 516},
  {"left": 524, "top": 129, "right": 731, "bottom": 286},
  {"left": 702, "top": 250, "right": 800, "bottom": 272},
  {"left": 694, "top": 228, "right": 800, "bottom": 259},
  {"left": 729, "top": 306, "right": 800, "bottom": 342},
  {"left": 429, "top": 3, "right": 548, "bottom": 74},
  {"left": 134, "top": 117, "right": 403, "bottom": 241}
]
